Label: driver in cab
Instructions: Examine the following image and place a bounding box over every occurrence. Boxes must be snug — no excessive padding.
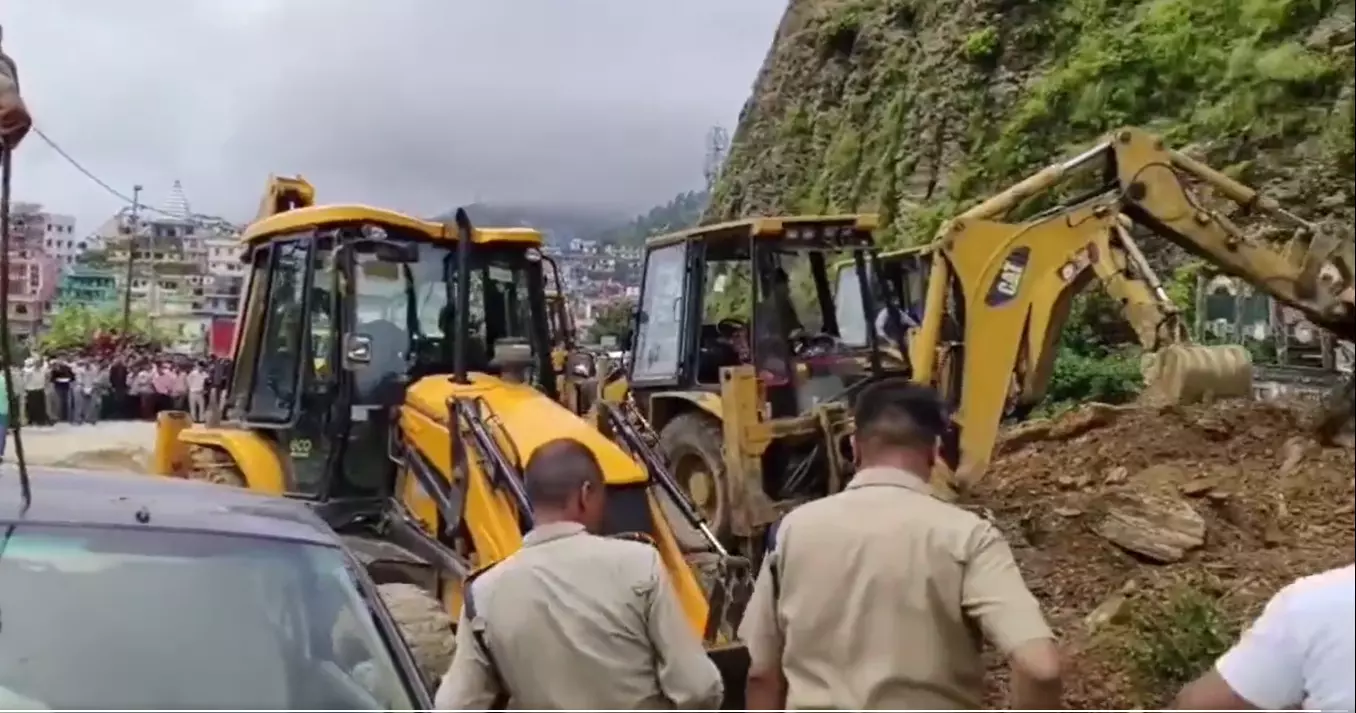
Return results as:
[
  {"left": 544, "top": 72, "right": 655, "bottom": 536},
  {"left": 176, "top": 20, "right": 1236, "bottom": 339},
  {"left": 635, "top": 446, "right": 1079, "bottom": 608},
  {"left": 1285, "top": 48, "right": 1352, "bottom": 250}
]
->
[{"left": 748, "top": 267, "right": 800, "bottom": 385}]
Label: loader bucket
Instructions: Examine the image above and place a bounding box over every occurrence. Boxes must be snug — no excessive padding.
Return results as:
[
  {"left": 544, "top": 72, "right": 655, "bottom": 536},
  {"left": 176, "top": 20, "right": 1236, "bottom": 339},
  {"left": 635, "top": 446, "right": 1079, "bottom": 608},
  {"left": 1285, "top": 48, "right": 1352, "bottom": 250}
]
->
[
  {"left": 1140, "top": 344, "right": 1254, "bottom": 405},
  {"left": 707, "top": 643, "right": 750, "bottom": 710}
]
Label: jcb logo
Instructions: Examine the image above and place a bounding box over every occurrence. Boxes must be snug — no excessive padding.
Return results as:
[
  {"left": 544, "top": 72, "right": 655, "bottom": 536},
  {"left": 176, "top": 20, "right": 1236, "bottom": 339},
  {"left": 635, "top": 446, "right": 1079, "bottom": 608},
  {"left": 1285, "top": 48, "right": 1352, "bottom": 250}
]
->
[
  {"left": 289, "top": 438, "right": 313, "bottom": 459},
  {"left": 985, "top": 246, "right": 1030, "bottom": 307}
]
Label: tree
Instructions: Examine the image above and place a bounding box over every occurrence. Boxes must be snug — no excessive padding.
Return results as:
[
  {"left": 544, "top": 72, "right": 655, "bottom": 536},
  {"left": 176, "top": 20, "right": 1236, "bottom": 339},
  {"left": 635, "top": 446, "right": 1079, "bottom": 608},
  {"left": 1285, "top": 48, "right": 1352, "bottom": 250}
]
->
[
  {"left": 587, "top": 298, "right": 636, "bottom": 344},
  {"left": 38, "top": 304, "right": 173, "bottom": 353}
]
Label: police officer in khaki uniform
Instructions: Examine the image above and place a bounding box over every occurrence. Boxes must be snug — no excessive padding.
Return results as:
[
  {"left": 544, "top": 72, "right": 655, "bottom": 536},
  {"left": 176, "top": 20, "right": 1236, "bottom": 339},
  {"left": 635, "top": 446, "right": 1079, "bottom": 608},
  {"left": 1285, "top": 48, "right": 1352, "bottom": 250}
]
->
[
  {"left": 741, "top": 380, "right": 1064, "bottom": 709},
  {"left": 434, "top": 438, "right": 724, "bottom": 710}
]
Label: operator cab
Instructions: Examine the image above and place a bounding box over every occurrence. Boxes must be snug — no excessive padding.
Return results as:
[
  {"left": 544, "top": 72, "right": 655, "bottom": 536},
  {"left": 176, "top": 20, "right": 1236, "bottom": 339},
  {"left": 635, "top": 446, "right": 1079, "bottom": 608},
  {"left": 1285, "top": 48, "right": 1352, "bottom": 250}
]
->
[
  {"left": 630, "top": 215, "right": 908, "bottom": 418},
  {"left": 833, "top": 246, "right": 952, "bottom": 353},
  {"left": 224, "top": 205, "right": 555, "bottom": 501}
]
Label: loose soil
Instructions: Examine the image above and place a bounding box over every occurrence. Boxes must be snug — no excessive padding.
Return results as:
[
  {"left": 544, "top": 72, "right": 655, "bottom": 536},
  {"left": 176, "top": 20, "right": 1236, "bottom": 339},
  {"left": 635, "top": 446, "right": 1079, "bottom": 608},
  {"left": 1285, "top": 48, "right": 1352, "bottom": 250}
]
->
[{"left": 971, "top": 399, "right": 1355, "bottom": 708}]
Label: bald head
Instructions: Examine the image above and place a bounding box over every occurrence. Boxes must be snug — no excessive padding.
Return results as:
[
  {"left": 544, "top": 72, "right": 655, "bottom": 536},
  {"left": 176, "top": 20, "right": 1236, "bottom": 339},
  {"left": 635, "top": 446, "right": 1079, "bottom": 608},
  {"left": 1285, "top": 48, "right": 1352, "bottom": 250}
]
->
[{"left": 524, "top": 438, "right": 605, "bottom": 510}]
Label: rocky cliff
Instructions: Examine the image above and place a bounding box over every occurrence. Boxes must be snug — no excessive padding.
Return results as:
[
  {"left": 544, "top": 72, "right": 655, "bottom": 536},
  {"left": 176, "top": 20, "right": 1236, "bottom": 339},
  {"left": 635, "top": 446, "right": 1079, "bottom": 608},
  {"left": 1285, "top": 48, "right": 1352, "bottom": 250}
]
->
[{"left": 708, "top": 0, "right": 1355, "bottom": 247}]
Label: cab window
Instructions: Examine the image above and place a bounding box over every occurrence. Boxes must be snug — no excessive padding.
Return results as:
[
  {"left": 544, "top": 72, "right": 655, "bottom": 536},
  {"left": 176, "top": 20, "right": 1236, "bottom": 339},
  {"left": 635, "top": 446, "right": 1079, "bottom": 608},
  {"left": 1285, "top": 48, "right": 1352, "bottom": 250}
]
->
[
  {"left": 245, "top": 239, "right": 311, "bottom": 423},
  {"left": 835, "top": 265, "right": 869, "bottom": 347},
  {"left": 632, "top": 242, "right": 688, "bottom": 382}
]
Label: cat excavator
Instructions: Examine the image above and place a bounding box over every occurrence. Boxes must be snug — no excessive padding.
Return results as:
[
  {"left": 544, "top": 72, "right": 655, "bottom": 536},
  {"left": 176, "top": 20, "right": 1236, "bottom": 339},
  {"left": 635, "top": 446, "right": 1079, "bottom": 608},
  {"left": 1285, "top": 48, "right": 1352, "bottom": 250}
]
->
[
  {"left": 152, "top": 179, "right": 753, "bottom": 706},
  {"left": 887, "top": 126, "right": 1353, "bottom": 493},
  {"left": 589, "top": 127, "right": 1352, "bottom": 562},
  {"left": 836, "top": 215, "right": 1254, "bottom": 420}
]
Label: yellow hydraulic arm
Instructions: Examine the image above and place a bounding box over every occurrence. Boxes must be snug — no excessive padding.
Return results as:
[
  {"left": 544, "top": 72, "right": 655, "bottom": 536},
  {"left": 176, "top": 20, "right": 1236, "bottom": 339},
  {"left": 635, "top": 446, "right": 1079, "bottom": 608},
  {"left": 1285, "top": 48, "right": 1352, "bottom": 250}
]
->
[
  {"left": 255, "top": 174, "right": 316, "bottom": 221},
  {"left": 912, "top": 127, "right": 1353, "bottom": 492}
]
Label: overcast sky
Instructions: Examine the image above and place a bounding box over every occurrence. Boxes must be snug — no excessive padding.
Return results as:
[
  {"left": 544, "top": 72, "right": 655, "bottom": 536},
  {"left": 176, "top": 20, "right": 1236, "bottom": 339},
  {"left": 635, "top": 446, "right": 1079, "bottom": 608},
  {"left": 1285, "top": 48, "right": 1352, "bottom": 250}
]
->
[{"left": 6, "top": 0, "right": 784, "bottom": 233}]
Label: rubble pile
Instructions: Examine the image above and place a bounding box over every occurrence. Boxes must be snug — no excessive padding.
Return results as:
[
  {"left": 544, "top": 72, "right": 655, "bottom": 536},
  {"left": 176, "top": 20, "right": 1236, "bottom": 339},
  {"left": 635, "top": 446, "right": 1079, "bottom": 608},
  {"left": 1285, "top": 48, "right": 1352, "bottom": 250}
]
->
[{"left": 972, "top": 400, "right": 1355, "bottom": 708}]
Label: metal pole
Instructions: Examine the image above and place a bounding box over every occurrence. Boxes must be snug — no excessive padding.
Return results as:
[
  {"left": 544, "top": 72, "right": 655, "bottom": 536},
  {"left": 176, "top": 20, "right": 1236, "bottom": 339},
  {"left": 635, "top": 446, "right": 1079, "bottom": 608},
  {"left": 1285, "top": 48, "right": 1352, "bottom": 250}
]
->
[{"left": 120, "top": 184, "right": 142, "bottom": 334}]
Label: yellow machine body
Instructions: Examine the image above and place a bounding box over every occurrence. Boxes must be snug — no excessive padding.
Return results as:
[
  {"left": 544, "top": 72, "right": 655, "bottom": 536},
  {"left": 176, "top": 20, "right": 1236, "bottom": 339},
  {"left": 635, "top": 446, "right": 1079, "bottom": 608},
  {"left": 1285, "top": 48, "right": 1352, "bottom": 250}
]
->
[
  {"left": 606, "top": 214, "right": 903, "bottom": 559},
  {"left": 899, "top": 127, "right": 1353, "bottom": 492},
  {"left": 151, "top": 179, "right": 752, "bottom": 705}
]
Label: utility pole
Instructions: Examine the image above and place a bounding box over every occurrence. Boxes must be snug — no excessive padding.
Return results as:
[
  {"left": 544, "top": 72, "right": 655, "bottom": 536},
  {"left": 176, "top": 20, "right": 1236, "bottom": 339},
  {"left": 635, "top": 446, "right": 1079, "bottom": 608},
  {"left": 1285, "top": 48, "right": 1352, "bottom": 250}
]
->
[
  {"left": 120, "top": 184, "right": 142, "bottom": 334},
  {"left": 703, "top": 126, "right": 729, "bottom": 193}
]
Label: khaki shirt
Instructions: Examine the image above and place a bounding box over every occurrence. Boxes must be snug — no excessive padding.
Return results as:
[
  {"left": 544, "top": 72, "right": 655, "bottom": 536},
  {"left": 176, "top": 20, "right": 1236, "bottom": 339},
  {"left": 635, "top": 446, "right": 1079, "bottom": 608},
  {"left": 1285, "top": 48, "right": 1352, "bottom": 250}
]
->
[
  {"left": 434, "top": 521, "right": 723, "bottom": 710},
  {"left": 739, "top": 466, "right": 1052, "bottom": 709}
]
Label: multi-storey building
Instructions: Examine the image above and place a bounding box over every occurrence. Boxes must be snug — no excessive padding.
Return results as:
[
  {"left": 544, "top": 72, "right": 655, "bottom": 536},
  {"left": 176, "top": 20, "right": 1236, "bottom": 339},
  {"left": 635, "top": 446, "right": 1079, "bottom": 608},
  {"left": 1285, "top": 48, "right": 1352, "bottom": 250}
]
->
[
  {"left": 40, "top": 211, "right": 84, "bottom": 271},
  {"left": 54, "top": 265, "right": 119, "bottom": 310},
  {"left": 8, "top": 202, "right": 61, "bottom": 337},
  {"left": 81, "top": 181, "right": 244, "bottom": 348}
]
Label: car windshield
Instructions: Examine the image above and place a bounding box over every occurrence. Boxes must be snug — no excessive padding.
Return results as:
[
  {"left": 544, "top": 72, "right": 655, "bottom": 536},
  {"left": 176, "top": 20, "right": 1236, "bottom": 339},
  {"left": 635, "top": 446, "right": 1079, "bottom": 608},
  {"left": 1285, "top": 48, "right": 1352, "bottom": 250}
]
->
[{"left": 0, "top": 524, "right": 417, "bottom": 711}]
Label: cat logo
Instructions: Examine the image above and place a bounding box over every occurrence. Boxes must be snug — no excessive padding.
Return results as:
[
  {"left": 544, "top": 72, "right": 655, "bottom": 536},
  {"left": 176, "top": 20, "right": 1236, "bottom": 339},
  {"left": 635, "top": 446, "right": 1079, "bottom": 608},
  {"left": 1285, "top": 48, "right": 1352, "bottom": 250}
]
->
[{"left": 984, "top": 246, "right": 1031, "bottom": 307}]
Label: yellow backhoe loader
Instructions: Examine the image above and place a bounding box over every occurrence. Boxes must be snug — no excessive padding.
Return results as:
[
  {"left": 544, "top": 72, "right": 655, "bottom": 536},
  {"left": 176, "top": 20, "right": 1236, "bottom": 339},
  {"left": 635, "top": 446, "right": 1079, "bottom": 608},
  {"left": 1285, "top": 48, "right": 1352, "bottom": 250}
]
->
[
  {"left": 833, "top": 226, "right": 1254, "bottom": 421},
  {"left": 895, "top": 126, "right": 1353, "bottom": 493},
  {"left": 599, "top": 129, "right": 1351, "bottom": 565},
  {"left": 602, "top": 215, "right": 911, "bottom": 557},
  {"left": 152, "top": 192, "right": 753, "bottom": 705}
]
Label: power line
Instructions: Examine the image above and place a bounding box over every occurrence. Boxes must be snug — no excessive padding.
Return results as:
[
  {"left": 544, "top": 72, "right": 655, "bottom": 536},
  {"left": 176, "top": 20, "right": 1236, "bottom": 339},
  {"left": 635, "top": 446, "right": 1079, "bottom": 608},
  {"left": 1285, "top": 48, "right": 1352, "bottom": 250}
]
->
[
  {"left": 30, "top": 125, "right": 140, "bottom": 205},
  {"left": 30, "top": 124, "right": 232, "bottom": 225}
]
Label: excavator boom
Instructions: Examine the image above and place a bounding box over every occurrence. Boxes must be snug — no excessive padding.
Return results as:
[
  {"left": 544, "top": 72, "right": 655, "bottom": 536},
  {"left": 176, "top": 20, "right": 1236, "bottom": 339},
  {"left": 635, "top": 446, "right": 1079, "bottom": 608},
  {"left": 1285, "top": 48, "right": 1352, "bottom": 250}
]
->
[
  {"left": 963, "top": 128, "right": 1353, "bottom": 339},
  {"left": 910, "top": 126, "right": 1353, "bottom": 492},
  {"left": 256, "top": 174, "right": 316, "bottom": 221}
]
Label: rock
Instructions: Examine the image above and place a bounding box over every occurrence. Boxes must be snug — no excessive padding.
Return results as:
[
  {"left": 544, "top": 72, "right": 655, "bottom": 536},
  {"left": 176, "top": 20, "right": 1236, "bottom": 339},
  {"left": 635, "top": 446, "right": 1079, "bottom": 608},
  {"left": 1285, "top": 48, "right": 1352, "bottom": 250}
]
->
[
  {"left": 997, "top": 417, "right": 1053, "bottom": 454},
  {"left": 1193, "top": 415, "right": 1233, "bottom": 441},
  {"left": 1132, "top": 463, "right": 1189, "bottom": 488},
  {"left": 1180, "top": 477, "right": 1218, "bottom": 497},
  {"left": 1278, "top": 436, "right": 1310, "bottom": 477},
  {"left": 1089, "top": 487, "right": 1207, "bottom": 563},
  {"left": 1084, "top": 579, "right": 1137, "bottom": 632},
  {"left": 1104, "top": 465, "right": 1129, "bottom": 484},
  {"left": 1049, "top": 403, "right": 1122, "bottom": 441}
]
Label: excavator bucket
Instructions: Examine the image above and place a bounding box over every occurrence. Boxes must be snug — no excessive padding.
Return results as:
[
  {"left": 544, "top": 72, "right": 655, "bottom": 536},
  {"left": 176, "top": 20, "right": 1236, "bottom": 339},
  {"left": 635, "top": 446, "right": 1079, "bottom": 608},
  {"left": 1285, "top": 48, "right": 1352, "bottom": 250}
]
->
[{"left": 1140, "top": 343, "right": 1254, "bottom": 405}]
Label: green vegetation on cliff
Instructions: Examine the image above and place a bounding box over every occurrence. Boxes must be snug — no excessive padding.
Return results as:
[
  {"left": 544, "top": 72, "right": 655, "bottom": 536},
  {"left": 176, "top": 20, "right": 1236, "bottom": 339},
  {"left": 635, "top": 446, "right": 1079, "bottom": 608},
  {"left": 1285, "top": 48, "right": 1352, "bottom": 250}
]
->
[
  {"left": 596, "top": 190, "right": 708, "bottom": 245},
  {"left": 709, "top": 0, "right": 1355, "bottom": 247}
]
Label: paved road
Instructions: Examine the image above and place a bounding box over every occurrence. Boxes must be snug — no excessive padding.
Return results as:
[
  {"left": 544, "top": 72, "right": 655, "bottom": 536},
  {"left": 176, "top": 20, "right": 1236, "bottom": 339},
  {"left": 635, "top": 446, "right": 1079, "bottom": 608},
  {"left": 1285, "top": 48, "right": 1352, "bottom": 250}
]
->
[{"left": 4, "top": 420, "right": 157, "bottom": 470}]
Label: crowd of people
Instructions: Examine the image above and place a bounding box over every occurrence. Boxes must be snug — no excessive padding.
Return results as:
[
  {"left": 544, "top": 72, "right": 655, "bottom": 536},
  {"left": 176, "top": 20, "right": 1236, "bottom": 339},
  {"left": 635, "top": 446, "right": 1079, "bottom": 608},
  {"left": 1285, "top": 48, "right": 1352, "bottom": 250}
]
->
[{"left": 6, "top": 350, "right": 232, "bottom": 427}]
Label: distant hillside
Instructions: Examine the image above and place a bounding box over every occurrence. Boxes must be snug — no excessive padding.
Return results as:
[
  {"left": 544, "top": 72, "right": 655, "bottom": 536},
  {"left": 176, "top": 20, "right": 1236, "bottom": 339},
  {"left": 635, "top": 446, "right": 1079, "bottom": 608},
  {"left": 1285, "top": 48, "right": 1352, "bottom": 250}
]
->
[
  {"left": 443, "top": 191, "right": 710, "bottom": 248},
  {"left": 441, "top": 203, "right": 630, "bottom": 245},
  {"left": 596, "top": 190, "right": 709, "bottom": 245}
]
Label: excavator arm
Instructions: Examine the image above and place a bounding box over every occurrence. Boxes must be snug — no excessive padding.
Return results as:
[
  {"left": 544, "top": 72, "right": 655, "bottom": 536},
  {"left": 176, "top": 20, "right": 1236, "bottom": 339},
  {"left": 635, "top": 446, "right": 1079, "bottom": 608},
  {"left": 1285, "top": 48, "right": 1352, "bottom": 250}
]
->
[
  {"left": 256, "top": 174, "right": 316, "bottom": 221},
  {"left": 912, "top": 126, "right": 1353, "bottom": 491}
]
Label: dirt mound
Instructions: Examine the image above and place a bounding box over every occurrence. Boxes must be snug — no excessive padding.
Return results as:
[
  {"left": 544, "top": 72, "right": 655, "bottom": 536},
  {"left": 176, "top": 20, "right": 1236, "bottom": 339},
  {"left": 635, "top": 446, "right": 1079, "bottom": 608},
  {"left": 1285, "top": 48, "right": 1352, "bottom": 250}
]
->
[
  {"left": 971, "top": 399, "right": 1355, "bottom": 708},
  {"left": 46, "top": 447, "right": 151, "bottom": 473}
]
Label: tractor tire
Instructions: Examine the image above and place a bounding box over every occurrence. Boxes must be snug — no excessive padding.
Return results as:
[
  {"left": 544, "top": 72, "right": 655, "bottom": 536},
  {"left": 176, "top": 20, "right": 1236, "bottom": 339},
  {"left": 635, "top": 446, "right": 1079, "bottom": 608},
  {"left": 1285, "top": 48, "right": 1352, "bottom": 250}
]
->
[
  {"left": 657, "top": 413, "right": 731, "bottom": 552},
  {"left": 375, "top": 582, "right": 456, "bottom": 689},
  {"left": 185, "top": 445, "right": 246, "bottom": 488}
]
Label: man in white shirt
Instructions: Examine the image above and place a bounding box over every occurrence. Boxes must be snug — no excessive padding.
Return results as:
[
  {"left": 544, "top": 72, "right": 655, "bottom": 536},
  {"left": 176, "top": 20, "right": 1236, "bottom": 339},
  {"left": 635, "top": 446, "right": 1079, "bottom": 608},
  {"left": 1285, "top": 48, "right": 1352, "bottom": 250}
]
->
[
  {"left": 1173, "top": 563, "right": 1355, "bottom": 711},
  {"left": 187, "top": 363, "right": 208, "bottom": 423},
  {"left": 20, "top": 356, "right": 48, "bottom": 426}
]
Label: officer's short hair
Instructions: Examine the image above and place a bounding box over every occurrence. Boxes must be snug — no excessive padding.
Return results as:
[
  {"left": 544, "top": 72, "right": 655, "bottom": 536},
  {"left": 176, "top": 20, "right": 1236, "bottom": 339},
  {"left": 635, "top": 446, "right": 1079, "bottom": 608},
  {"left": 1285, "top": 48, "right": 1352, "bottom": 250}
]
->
[
  {"left": 853, "top": 379, "right": 946, "bottom": 451},
  {"left": 523, "top": 438, "right": 605, "bottom": 508}
]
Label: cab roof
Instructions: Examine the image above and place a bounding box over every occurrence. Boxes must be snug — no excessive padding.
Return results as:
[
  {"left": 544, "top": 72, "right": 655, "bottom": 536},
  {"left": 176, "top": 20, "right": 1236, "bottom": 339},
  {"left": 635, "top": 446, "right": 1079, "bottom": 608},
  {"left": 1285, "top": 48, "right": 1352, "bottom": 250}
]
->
[
  {"left": 0, "top": 467, "right": 340, "bottom": 547},
  {"left": 241, "top": 204, "right": 544, "bottom": 248},
  {"left": 645, "top": 213, "right": 879, "bottom": 250}
]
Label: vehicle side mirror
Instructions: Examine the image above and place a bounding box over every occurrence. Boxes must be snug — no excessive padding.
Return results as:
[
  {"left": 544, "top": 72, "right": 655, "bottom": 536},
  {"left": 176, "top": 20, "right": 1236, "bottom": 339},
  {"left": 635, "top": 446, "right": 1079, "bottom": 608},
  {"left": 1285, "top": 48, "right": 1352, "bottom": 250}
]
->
[{"left": 342, "top": 333, "right": 373, "bottom": 370}]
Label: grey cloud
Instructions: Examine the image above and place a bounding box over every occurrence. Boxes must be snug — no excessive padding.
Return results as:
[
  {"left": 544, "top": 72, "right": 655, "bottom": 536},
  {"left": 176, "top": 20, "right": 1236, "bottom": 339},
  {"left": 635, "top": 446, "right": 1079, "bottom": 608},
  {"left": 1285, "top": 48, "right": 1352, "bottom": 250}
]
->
[{"left": 6, "top": 0, "right": 784, "bottom": 232}]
